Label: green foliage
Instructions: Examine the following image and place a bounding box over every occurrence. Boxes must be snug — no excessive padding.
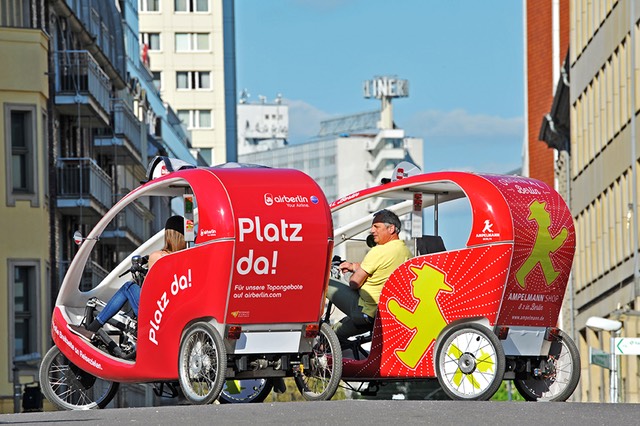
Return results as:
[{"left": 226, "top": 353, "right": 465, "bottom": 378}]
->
[
  {"left": 491, "top": 381, "right": 525, "bottom": 401},
  {"left": 263, "top": 378, "right": 350, "bottom": 402}
]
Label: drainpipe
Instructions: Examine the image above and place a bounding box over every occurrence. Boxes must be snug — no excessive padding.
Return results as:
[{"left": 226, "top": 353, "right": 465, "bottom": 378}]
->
[
  {"left": 46, "top": 0, "right": 59, "bottom": 314},
  {"left": 630, "top": 0, "right": 639, "bottom": 303}
]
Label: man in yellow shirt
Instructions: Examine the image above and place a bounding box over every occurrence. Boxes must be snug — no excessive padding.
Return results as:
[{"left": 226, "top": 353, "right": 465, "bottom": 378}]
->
[{"left": 328, "top": 209, "right": 411, "bottom": 345}]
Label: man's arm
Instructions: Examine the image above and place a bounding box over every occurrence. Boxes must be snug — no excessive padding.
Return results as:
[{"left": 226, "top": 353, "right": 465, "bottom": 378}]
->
[{"left": 348, "top": 268, "right": 369, "bottom": 290}]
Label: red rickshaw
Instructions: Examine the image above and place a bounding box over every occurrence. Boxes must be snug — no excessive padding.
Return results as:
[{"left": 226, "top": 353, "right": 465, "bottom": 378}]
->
[
  {"left": 39, "top": 159, "right": 342, "bottom": 409},
  {"left": 324, "top": 165, "right": 579, "bottom": 401}
]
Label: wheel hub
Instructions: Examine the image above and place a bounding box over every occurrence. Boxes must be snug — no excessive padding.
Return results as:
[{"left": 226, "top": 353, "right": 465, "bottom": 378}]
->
[{"left": 458, "top": 353, "right": 477, "bottom": 374}]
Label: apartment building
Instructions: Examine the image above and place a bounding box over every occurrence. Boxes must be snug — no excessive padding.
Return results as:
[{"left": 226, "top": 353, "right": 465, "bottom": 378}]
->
[
  {"left": 138, "top": 0, "right": 237, "bottom": 165},
  {"left": 0, "top": 0, "right": 201, "bottom": 411},
  {"left": 534, "top": 0, "right": 640, "bottom": 403}
]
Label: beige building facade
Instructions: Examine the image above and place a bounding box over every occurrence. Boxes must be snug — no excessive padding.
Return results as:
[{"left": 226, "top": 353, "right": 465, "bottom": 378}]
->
[
  {"left": 139, "top": 0, "right": 233, "bottom": 165},
  {"left": 570, "top": 0, "right": 640, "bottom": 403},
  {"left": 0, "top": 26, "right": 50, "bottom": 412}
]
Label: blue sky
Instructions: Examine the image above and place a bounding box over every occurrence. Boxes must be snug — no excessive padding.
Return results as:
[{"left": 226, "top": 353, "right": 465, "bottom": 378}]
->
[
  {"left": 235, "top": 0, "right": 525, "bottom": 175},
  {"left": 235, "top": 1, "right": 525, "bottom": 248}
]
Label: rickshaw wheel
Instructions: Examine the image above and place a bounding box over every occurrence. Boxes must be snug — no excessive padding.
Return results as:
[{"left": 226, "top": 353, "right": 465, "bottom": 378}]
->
[
  {"left": 294, "top": 322, "right": 343, "bottom": 401},
  {"left": 514, "top": 329, "right": 580, "bottom": 401},
  {"left": 39, "top": 346, "right": 119, "bottom": 410},
  {"left": 178, "top": 322, "right": 227, "bottom": 405},
  {"left": 435, "top": 322, "right": 505, "bottom": 401},
  {"left": 219, "top": 378, "right": 274, "bottom": 403}
]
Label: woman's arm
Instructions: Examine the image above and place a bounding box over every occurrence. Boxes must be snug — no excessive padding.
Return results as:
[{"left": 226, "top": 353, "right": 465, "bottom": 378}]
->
[{"left": 147, "top": 250, "right": 165, "bottom": 269}]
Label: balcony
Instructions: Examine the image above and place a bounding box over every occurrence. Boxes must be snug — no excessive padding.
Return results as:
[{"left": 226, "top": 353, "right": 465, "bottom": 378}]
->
[
  {"left": 101, "top": 202, "right": 153, "bottom": 251},
  {"left": 59, "top": 260, "right": 109, "bottom": 292},
  {"left": 365, "top": 147, "right": 406, "bottom": 175},
  {"left": 94, "top": 100, "right": 144, "bottom": 166},
  {"left": 365, "top": 129, "right": 405, "bottom": 152},
  {"left": 57, "top": 158, "right": 113, "bottom": 217},
  {"left": 54, "top": 50, "right": 112, "bottom": 127}
]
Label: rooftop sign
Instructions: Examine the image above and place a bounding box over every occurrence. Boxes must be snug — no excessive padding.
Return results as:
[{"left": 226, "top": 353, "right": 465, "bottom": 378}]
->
[{"left": 363, "top": 76, "right": 409, "bottom": 99}]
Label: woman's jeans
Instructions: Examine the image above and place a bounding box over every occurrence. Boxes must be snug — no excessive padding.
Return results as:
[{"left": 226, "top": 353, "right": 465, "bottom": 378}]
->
[{"left": 96, "top": 281, "right": 140, "bottom": 325}]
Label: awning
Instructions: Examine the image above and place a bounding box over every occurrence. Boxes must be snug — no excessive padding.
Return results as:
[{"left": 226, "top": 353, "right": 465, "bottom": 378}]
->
[{"left": 539, "top": 49, "right": 570, "bottom": 153}]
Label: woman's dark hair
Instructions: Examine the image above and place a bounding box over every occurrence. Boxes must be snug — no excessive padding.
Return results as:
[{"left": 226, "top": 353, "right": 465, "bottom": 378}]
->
[{"left": 163, "top": 216, "right": 187, "bottom": 252}]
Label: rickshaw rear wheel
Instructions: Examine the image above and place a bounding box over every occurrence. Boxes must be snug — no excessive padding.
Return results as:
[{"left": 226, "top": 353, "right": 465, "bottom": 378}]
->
[
  {"left": 178, "top": 322, "right": 227, "bottom": 405},
  {"left": 435, "top": 322, "right": 505, "bottom": 401},
  {"left": 39, "top": 346, "right": 119, "bottom": 410},
  {"left": 219, "top": 378, "right": 274, "bottom": 403},
  {"left": 294, "top": 322, "right": 343, "bottom": 401},
  {"left": 513, "top": 329, "right": 580, "bottom": 401}
]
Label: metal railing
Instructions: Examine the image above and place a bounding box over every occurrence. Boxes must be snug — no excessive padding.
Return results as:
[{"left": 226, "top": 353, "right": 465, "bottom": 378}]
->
[
  {"left": 55, "top": 50, "right": 112, "bottom": 115},
  {"left": 106, "top": 203, "right": 152, "bottom": 244},
  {"left": 59, "top": 260, "right": 109, "bottom": 292},
  {"left": 57, "top": 158, "right": 113, "bottom": 210},
  {"left": 113, "top": 100, "right": 143, "bottom": 155}
]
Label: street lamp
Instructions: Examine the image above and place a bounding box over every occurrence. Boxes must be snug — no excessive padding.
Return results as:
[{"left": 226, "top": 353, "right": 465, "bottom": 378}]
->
[{"left": 586, "top": 316, "right": 622, "bottom": 403}]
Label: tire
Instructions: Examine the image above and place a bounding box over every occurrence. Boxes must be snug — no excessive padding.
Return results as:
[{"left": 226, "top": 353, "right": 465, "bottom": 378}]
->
[
  {"left": 435, "top": 322, "right": 505, "bottom": 401},
  {"left": 294, "top": 322, "right": 342, "bottom": 401},
  {"left": 219, "top": 378, "right": 274, "bottom": 403},
  {"left": 39, "top": 346, "right": 119, "bottom": 410},
  {"left": 178, "top": 322, "right": 227, "bottom": 405},
  {"left": 514, "top": 329, "right": 581, "bottom": 401}
]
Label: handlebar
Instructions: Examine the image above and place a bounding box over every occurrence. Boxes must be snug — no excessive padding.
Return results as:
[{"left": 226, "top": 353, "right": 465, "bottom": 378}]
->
[{"left": 118, "top": 255, "right": 149, "bottom": 279}]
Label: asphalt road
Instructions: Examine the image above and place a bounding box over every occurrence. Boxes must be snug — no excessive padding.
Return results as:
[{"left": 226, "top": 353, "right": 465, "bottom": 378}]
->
[{"left": 0, "top": 400, "right": 638, "bottom": 426}]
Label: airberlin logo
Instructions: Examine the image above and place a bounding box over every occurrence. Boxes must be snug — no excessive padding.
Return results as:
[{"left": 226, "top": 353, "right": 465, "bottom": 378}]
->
[{"left": 264, "top": 193, "right": 319, "bottom": 207}]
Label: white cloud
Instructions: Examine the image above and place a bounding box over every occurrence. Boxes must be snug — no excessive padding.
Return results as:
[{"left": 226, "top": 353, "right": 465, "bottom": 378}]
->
[
  {"left": 407, "top": 108, "right": 525, "bottom": 174},
  {"left": 406, "top": 109, "right": 523, "bottom": 139},
  {"left": 286, "top": 98, "right": 331, "bottom": 143}
]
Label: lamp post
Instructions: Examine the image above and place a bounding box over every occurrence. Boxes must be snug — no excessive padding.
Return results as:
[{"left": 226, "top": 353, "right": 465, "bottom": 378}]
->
[{"left": 586, "top": 316, "right": 622, "bottom": 403}]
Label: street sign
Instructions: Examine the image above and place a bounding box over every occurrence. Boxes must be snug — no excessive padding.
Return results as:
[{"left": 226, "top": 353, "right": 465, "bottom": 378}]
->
[
  {"left": 589, "top": 347, "right": 612, "bottom": 369},
  {"left": 614, "top": 337, "right": 640, "bottom": 355}
]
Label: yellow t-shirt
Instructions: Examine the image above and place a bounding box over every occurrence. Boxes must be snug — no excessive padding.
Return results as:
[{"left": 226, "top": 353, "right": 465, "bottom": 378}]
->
[{"left": 358, "top": 239, "right": 411, "bottom": 317}]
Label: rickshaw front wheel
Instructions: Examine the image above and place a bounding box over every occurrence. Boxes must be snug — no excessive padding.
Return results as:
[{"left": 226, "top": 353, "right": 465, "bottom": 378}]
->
[
  {"left": 294, "top": 322, "right": 343, "bottom": 401},
  {"left": 435, "top": 322, "right": 505, "bottom": 401},
  {"left": 39, "top": 346, "right": 119, "bottom": 410},
  {"left": 178, "top": 322, "right": 227, "bottom": 405},
  {"left": 513, "top": 329, "right": 580, "bottom": 401}
]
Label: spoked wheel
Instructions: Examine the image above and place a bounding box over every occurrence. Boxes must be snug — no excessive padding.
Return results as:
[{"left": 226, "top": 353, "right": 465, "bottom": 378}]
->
[
  {"left": 294, "top": 322, "right": 342, "bottom": 401},
  {"left": 514, "top": 329, "right": 580, "bottom": 401},
  {"left": 219, "top": 379, "right": 274, "bottom": 403},
  {"left": 39, "top": 346, "right": 119, "bottom": 410},
  {"left": 178, "top": 322, "right": 226, "bottom": 405},
  {"left": 435, "top": 323, "right": 505, "bottom": 401}
]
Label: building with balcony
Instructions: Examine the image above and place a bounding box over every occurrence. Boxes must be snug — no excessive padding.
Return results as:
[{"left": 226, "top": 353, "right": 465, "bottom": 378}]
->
[
  {"left": 138, "top": 0, "right": 237, "bottom": 165},
  {"left": 237, "top": 93, "right": 288, "bottom": 156},
  {"left": 0, "top": 0, "right": 203, "bottom": 412}
]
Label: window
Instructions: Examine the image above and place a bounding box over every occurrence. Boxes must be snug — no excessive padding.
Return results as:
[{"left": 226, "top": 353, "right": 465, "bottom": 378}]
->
[
  {"left": 0, "top": 0, "right": 32, "bottom": 27},
  {"left": 141, "top": 33, "right": 161, "bottom": 51},
  {"left": 9, "top": 261, "right": 40, "bottom": 358},
  {"left": 175, "top": 0, "right": 209, "bottom": 12},
  {"left": 175, "top": 33, "right": 210, "bottom": 52},
  {"left": 177, "top": 110, "right": 213, "bottom": 129},
  {"left": 176, "top": 71, "right": 211, "bottom": 90},
  {"left": 5, "top": 104, "right": 38, "bottom": 207},
  {"left": 139, "top": 0, "right": 160, "bottom": 12},
  {"left": 152, "top": 71, "right": 162, "bottom": 91}
]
